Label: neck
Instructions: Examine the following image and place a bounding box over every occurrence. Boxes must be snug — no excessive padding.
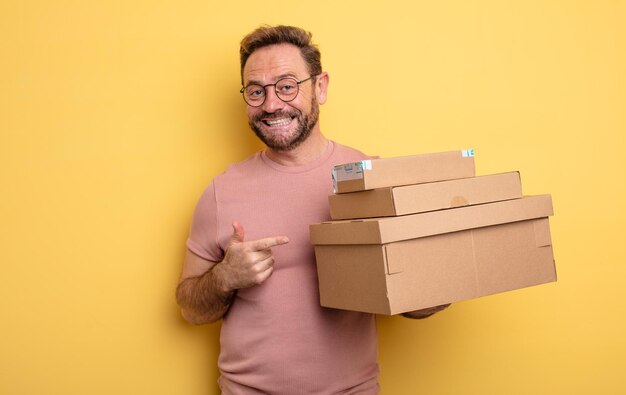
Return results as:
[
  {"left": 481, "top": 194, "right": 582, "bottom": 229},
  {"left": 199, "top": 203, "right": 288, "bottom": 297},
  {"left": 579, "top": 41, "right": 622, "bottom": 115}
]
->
[{"left": 265, "top": 129, "right": 329, "bottom": 166}]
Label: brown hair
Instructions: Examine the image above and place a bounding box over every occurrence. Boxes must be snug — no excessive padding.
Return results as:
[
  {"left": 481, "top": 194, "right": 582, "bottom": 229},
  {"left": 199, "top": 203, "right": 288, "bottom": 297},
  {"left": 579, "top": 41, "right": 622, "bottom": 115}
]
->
[{"left": 239, "top": 25, "right": 322, "bottom": 83}]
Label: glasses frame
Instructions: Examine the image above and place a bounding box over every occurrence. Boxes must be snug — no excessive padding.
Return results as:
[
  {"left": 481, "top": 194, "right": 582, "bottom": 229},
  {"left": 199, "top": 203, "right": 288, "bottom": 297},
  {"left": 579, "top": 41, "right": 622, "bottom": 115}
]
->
[{"left": 240, "top": 75, "right": 314, "bottom": 107}]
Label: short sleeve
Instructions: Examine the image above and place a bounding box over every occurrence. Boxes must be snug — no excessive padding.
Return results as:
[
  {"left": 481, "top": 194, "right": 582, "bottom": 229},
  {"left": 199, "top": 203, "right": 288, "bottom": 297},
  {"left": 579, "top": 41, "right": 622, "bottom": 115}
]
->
[{"left": 186, "top": 181, "right": 224, "bottom": 262}]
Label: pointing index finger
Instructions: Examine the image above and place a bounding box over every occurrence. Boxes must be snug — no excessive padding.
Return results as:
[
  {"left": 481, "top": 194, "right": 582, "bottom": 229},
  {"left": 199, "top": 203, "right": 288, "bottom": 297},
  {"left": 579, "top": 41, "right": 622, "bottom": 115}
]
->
[{"left": 247, "top": 236, "right": 290, "bottom": 251}]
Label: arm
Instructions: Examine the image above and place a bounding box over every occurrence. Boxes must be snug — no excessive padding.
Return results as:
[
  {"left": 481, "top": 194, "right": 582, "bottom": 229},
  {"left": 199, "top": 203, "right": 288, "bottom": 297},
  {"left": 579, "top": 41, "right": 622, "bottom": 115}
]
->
[
  {"left": 176, "top": 250, "right": 233, "bottom": 325},
  {"left": 176, "top": 222, "right": 289, "bottom": 325},
  {"left": 402, "top": 303, "right": 451, "bottom": 320}
]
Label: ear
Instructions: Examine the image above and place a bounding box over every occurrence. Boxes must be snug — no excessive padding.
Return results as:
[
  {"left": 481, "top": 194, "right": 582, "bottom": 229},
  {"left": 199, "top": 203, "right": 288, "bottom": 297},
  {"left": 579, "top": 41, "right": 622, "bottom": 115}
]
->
[{"left": 315, "top": 72, "right": 330, "bottom": 104}]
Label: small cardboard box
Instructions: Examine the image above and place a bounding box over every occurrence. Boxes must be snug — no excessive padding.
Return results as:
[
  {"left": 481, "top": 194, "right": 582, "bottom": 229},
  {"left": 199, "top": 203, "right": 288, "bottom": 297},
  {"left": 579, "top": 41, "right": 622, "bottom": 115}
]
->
[
  {"left": 310, "top": 195, "right": 556, "bottom": 315},
  {"left": 329, "top": 172, "right": 523, "bottom": 220},
  {"left": 332, "top": 150, "right": 476, "bottom": 194}
]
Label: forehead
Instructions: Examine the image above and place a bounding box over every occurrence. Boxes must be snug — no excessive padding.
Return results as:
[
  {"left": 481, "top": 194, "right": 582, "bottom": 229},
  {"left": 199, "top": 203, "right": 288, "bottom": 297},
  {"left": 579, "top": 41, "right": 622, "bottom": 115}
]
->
[{"left": 243, "top": 44, "right": 308, "bottom": 84}]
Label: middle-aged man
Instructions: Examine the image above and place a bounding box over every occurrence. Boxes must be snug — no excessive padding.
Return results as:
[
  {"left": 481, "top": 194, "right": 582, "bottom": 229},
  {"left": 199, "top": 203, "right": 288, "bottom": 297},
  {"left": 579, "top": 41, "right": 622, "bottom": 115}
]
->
[{"left": 176, "top": 25, "right": 449, "bottom": 394}]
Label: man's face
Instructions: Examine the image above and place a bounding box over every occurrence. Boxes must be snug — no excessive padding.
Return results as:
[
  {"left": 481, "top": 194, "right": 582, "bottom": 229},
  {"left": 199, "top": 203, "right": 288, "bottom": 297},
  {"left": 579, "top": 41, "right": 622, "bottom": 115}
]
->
[{"left": 242, "top": 44, "right": 320, "bottom": 152}]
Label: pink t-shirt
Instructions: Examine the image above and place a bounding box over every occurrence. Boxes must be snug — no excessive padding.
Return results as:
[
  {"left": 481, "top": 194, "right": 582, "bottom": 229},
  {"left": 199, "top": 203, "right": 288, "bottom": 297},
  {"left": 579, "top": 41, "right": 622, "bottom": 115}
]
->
[{"left": 187, "top": 141, "right": 379, "bottom": 395}]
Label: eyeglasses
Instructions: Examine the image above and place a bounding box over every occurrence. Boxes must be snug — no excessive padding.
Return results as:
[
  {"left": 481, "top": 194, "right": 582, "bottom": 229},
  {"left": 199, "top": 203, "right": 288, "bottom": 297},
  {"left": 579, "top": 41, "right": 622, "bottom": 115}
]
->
[{"left": 240, "top": 76, "right": 314, "bottom": 107}]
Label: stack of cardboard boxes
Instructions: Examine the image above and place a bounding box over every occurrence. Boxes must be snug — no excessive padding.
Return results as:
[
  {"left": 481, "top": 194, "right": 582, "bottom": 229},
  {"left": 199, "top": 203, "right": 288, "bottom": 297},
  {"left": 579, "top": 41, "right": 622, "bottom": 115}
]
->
[{"left": 309, "top": 150, "right": 557, "bottom": 315}]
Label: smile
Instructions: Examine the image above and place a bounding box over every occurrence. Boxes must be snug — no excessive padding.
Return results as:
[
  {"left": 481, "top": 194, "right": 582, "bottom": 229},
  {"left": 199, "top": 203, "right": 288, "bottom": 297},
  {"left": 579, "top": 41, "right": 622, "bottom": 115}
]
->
[{"left": 263, "top": 117, "right": 294, "bottom": 127}]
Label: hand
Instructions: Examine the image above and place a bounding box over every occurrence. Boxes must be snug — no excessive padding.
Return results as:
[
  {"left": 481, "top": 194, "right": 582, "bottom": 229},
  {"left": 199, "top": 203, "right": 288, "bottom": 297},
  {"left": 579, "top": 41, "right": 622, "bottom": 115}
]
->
[
  {"left": 214, "top": 222, "right": 289, "bottom": 292},
  {"left": 402, "top": 304, "right": 451, "bottom": 319}
]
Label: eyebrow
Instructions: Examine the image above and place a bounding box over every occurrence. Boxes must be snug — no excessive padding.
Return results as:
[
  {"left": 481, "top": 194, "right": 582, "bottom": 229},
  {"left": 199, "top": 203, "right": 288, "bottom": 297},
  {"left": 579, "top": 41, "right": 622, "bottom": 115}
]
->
[{"left": 244, "top": 72, "right": 300, "bottom": 86}]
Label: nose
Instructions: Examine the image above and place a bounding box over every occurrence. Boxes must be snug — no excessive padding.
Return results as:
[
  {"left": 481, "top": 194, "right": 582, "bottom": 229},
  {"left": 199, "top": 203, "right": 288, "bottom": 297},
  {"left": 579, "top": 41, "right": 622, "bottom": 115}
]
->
[{"left": 261, "top": 87, "right": 285, "bottom": 113}]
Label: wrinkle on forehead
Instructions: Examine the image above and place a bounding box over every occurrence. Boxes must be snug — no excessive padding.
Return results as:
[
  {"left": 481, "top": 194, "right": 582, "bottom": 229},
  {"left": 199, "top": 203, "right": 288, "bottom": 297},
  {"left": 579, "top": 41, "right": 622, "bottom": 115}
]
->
[{"left": 243, "top": 44, "right": 308, "bottom": 85}]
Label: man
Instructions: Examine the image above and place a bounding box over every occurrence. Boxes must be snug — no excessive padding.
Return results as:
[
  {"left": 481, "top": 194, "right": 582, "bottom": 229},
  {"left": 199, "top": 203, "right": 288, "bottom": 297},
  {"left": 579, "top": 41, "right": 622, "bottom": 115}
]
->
[{"left": 176, "top": 25, "right": 448, "bottom": 394}]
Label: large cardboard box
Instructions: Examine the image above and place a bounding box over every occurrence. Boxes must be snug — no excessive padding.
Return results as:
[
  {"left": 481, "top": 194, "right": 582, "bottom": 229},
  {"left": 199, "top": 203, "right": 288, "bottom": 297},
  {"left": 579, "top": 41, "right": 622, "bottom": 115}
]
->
[
  {"left": 332, "top": 150, "right": 476, "bottom": 194},
  {"left": 329, "top": 172, "right": 522, "bottom": 220},
  {"left": 310, "top": 195, "right": 556, "bottom": 315}
]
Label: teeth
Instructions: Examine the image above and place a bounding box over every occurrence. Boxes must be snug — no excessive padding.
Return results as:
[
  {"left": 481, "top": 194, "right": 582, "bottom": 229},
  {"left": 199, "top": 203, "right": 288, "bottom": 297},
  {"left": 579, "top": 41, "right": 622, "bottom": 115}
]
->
[{"left": 266, "top": 117, "right": 291, "bottom": 126}]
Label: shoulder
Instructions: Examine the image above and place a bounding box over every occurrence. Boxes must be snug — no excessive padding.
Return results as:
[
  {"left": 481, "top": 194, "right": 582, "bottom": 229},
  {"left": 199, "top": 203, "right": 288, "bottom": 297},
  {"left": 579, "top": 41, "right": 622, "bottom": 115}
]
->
[
  {"left": 330, "top": 140, "right": 375, "bottom": 163},
  {"left": 213, "top": 151, "right": 264, "bottom": 183}
]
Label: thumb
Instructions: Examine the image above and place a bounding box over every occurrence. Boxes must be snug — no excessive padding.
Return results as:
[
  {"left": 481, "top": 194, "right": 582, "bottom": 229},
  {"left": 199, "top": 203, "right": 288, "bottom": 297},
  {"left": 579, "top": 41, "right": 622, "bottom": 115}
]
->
[{"left": 228, "top": 221, "right": 245, "bottom": 246}]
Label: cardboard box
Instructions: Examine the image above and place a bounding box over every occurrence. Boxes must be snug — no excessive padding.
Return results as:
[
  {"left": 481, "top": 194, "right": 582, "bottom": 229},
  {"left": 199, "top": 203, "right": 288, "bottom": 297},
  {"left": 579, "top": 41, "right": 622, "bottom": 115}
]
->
[
  {"left": 310, "top": 195, "right": 556, "bottom": 315},
  {"left": 329, "top": 172, "right": 523, "bottom": 220},
  {"left": 332, "top": 150, "right": 476, "bottom": 194}
]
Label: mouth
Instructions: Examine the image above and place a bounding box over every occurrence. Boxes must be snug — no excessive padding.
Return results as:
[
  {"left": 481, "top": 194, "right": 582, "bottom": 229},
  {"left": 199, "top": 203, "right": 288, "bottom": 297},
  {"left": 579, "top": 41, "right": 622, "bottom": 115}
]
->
[{"left": 262, "top": 116, "right": 295, "bottom": 127}]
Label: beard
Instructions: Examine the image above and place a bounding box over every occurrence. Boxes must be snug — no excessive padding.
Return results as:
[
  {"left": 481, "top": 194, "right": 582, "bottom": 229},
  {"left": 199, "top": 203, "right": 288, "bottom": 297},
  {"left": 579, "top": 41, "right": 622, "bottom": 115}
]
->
[{"left": 248, "top": 95, "right": 320, "bottom": 152}]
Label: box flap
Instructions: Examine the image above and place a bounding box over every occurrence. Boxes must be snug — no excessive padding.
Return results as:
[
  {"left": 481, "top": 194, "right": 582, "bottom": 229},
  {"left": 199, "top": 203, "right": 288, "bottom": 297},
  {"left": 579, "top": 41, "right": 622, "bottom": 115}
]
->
[
  {"left": 310, "top": 194, "right": 553, "bottom": 245},
  {"left": 315, "top": 244, "right": 392, "bottom": 315},
  {"left": 534, "top": 217, "right": 552, "bottom": 247},
  {"left": 310, "top": 220, "right": 383, "bottom": 245}
]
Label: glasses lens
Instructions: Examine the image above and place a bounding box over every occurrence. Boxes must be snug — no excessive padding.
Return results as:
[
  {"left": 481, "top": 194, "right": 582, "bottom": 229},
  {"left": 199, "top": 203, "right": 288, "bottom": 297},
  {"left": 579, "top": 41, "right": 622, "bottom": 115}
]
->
[
  {"left": 244, "top": 85, "right": 265, "bottom": 105},
  {"left": 275, "top": 78, "right": 299, "bottom": 101}
]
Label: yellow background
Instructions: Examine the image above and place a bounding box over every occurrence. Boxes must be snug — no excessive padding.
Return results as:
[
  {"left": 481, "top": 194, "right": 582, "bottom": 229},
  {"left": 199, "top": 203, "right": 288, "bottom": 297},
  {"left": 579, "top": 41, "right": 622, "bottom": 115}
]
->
[{"left": 1, "top": 1, "right": 624, "bottom": 394}]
